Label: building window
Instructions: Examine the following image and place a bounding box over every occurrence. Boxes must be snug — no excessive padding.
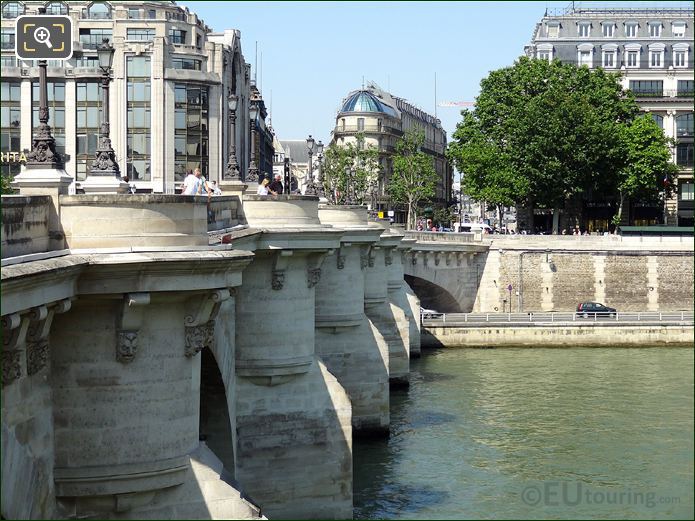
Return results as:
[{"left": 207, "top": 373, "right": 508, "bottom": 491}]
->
[
  {"left": 578, "top": 50, "right": 592, "bottom": 67},
  {"left": 174, "top": 83, "right": 209, "bottom": 183},
  {"left": 357, "top": 118, "right": 364, "bottom": 131},
  {"left": 76, "top": 55, "right": 99, "bottom": 68},
  {"left": 32, "top": 81, "right": 65, "bottom": 158},
  {"left": 1, "top": 28, "right": 14, "bottom": 50},
  {"left": 45, "top": 2, "right": 68, "bottom": 15},
  {"left": 1, "top": 1, "right": 22, "bottom": 18},
  {"left": 1, "top": 55, "right": 18, "bottom": 67},
  {"left": 578, "top": 23, "right": 591, "bottom": 37},
  {"left": 629, "top": 80, "right": 663, "bottom": 97},
  {"left": 678, "top": 81, "right": 694, "bottom": 98},
  {"left": 602, "top": 23, "right": 614, "bottom": 37},
  {"left": 680, "top": 182, "right": 694, "bottom": 201},
  {"left": 127, "top": 56, "right": 151, "bottom": 181},
  {"left": 546, "top": 24, "right": 559, "bottom": 38},
  {"left": 602, "top": 50, "right": 616, "bottom": 68},
  {"left": 649, "top": 23, "right": 661, "bottom": 37},
  {"left": 673, "top": 44, "right": 689, "bottom": 68},
  {"left": 171, "top": 57, "right": 202, "bottom": 70},
  {"left": 169, "top": 29, "right": 186, "bottom": 45},
  {"left": 676, "top": 113, "right": 694, "bottom": 137},
  {"left": 196, "top": 34, "right": 202, "bottom": 48},
  {"left": 127, "top": 7, "right": 140, "bottom": 19},
  {"left": 674, "top": 50, "right": 686, "bottom": 68},
  {"left": 651, "top": 114, "right": 663, "bottom": 129},
  {"left": 676, "top": 143, "right": 693, "bottom": 168},
  {"left": 126, "top": 28, "right": 155, "bottom": 41},
  {"left": 649, "top": 49, "right": 663, "bottom": 68},
  {"left": 672, "top": 23, "right": 686, "bottom": 38},
  {"left": 626, "top": 50, "right": 639, "bottom": 68},
  {"left": 79, "top": 28, "right": 112, "bottom": 49},
  {"left": 76, "top": 82, "right": 102, "bottom": 181},
  {"left": 148, "top": 9, "right": 156, "bottom": 19},
  {"left": 85, "top": 1, "right": 111, "bottom": 19},
  {"left": 625, "top": 23, "right": 638, "bottom": 38},
  {"left": 0, "top": 81, "right": 21, "bottom": 180},
  {"left": 537, "top": 47, "right": 552, "bottom": 61}
]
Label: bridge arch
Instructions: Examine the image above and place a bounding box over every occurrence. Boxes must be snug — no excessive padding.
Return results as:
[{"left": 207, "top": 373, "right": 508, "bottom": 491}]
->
[{"left": 404, "top": 275, "right": 462, "bottom": 313}]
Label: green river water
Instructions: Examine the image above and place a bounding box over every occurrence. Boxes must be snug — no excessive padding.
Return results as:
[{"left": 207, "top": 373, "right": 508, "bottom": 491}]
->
[{"left": 353, "top": 347, "right": 694, "bottom": 520}]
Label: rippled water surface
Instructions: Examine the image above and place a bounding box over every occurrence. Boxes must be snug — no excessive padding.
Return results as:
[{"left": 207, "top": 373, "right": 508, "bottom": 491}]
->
[{"left": 354, "top": 347, "right": 694, "bottom": 519}]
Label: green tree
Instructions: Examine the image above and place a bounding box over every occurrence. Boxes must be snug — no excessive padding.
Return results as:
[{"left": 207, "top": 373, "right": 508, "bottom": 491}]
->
[
  {"left": 1, "top": 174, "right": 14, "bottom": 194},
  {"left": 613, "top": 114, "right": 679, "bottom": 225},
  {"left": 388, "top": 128, "right": 439, "bottom": 229},
  {"left": 447, "top": 111, "right": 527, "bottom": 225},
  {"left": 448, "top": 56, "right": 649, "bottom": 231},
  {"left": 321, "top": 133, "right": 380, "bottom": 205}
]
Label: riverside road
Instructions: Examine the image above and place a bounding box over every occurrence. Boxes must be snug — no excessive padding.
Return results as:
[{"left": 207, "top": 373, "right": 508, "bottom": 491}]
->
[{"left": 421, "top": 311, "right": 695, "bottom": 327}]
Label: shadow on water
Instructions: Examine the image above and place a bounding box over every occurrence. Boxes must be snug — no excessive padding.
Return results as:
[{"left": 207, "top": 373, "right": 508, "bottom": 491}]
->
[{"left": 353, "top": 357, "right": 454, "bottom": 519}]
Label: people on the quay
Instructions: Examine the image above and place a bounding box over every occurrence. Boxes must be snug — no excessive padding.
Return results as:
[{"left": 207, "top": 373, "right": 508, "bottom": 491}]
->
[
  {"left": 181, "top": 168, "right": 201, "bottom": 195},
  {"left": 210, "top": 180, "right": 222, "bottom": 195},
  {"left": 257, "top": 177, "right": 270, "bottom": 195},
  {"left": 268, "top": 174, "right": 283, "bottom": 195},
  {"left": 197, "top": 169, "right": 213, "bottom": 197}
]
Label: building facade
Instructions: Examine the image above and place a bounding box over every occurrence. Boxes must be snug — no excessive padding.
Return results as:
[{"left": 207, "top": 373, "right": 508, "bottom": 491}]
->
[
  {"left": 525, "top": 5, "right": 694, "bottom": 228},
  {"left": 1, "top": 1, "right": 271, "bottom": 193},
  {"left": 331, "top": 83, "right": 453, "bottom": 222}
]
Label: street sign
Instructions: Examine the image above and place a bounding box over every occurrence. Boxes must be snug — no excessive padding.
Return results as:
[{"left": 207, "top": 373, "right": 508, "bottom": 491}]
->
[{"left": 15, "top": 15, "right": 72, "bottom": 60}]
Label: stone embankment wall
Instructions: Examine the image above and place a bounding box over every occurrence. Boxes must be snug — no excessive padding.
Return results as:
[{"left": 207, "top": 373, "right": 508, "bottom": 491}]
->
[
  {"left": 475, "top": 237, "right": 694, "bottom": 312},
  {"left": 422, "top": 324, "right": 694, "bottom": 348}
]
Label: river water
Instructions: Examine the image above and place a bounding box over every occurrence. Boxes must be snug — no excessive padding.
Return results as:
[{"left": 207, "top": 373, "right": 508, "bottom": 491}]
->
[{"left": 354, "top": 347, "right": 694, "bottom": 519}]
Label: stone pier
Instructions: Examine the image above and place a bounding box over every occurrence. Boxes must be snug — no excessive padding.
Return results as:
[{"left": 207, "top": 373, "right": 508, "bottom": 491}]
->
[
  {"left": 316, "top": 206, "right": 390, "bottom": 435},
  {"left": 364, "top": 220, "right": 409, "bottom": 387},
  {"left": 231, "top": 196, "right": 353, "bottom": 519}
]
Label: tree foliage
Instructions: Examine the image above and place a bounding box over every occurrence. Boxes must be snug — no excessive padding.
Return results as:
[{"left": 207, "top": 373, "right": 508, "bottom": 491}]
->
[
  {"left": 613, "top": 114, "right": 678, "bottom": 224},
  {"left": 447, "top": 56, "right": 672, "bottom": 228},
  {"left": 388, "top": 128, "right": 439, "bottom": 229},
  {"left": 1, "top": 174, "right": 14, "bottom": 194},
  {"left": 321, "top": 133, "right": 380, "bottom": 205}
]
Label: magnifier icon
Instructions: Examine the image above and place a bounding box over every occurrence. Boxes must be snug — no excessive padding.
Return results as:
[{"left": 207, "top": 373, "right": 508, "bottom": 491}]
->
[{"left": 34, "top": 26, "right": 53, "bottom": 49}]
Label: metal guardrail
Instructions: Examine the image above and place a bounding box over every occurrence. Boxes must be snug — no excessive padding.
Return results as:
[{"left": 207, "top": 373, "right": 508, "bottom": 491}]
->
[{"left": 422, "top": 311, "right": 695, "bottom": 325}]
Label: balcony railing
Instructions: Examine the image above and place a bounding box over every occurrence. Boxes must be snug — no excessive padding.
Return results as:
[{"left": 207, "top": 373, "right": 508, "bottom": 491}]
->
[
  {"left": 334, "top": 125, "right": 402, "bottom": 134},
  {"left": 632, "top": 89, "right": 694, "bottom": 98}
]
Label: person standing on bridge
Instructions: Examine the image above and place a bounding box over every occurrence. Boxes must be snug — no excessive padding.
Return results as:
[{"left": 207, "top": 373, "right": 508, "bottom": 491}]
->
[{"left": 268, "top": 174, "right": 283, "bottom": 195}]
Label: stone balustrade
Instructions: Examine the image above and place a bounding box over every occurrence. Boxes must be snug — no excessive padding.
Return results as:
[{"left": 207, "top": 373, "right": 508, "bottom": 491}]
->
[{"left": 1, "top": 196, "right": 52, "bottom": 259}]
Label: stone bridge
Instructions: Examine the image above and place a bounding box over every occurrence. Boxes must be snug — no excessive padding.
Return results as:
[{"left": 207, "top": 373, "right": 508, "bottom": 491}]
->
[
  {"left": 1, "top": 187, "right": 426, "bottom": 520},
  {"left": 2, "top": 184, "right": 692, "bottom": 520},
  {"left": 401, "top": 231, "right": 489, "bottom": 313}
]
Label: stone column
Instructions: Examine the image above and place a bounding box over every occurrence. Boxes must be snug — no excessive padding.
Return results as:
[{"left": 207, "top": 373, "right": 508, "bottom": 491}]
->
[
  {"left": 233, "top": 197, "right": 352, "bottom": 519},
  {"left": 364, "top": 220, "right": 409, "bottom": 387},
  {"left": 44, "top": 249, "right": 255, "bottom": 519},
  {"left": 395, "top": 239, "right": 421, "bottom": 358},
  {"left": 317, "top": 205, "right": 389, "bottom": 435}
]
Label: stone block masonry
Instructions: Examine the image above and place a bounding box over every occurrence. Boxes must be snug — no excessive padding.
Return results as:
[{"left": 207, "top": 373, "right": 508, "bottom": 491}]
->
[{"left": 475, "top": 239, "right": 693, "bottom": 312}]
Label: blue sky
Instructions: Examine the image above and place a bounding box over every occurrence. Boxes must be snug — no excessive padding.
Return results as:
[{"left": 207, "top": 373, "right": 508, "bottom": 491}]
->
[{"left": 187, "top": 0, "right": 691, "bottom": 145}]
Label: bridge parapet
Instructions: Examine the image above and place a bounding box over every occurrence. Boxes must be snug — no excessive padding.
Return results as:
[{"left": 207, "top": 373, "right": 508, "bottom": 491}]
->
[{"left": 1, "top": 195, "right": 52, "bottom": 259}]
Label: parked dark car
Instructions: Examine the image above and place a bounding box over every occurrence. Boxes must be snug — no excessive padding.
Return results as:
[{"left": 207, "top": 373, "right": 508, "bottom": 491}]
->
[{"left": 576, "top": 302, "right": 617, "bottom": 318}]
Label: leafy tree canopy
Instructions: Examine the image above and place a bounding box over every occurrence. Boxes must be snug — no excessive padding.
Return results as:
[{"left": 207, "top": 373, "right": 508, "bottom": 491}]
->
[
  {"left": 388, "top": 128, "right": 439, "bottom": 229},
  {"left": 447, "top": 56, "right": 671, "bottom": 225}
]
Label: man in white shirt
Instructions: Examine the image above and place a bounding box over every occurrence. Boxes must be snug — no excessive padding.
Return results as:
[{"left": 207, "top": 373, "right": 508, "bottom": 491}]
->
[{"left": 181, "top": 169, "right": 201, "bottom": 195}]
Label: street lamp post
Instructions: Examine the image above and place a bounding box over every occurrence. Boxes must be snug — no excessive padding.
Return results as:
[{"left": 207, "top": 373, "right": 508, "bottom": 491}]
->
[
  {"left": 246, "top": 105, "right": 259, "bottom": 183},
  {"left": 224, "top": 93, "right": 240, "bottom": 180},
  {"left": 89, "top": 38, "right": 120, "bottom": 180},
  {"left": 315, "top": 140, "right": 325, "bottom": 197},
  {"left": 25, "top": 8, "right": 61, "bottom": 170},
  {"left": 305, "top": 134, "right": 317, "bottom": 195}
]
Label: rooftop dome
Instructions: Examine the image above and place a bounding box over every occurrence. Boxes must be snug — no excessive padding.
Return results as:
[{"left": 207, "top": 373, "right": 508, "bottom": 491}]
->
[{"left": 340, "top": 90, "right": 398, "bottom": 117}]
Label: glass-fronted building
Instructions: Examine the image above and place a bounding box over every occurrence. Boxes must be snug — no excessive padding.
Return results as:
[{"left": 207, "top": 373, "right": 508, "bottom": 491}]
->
[{"left": 1, "top": 1, "right": 269, "bottom": 192}]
